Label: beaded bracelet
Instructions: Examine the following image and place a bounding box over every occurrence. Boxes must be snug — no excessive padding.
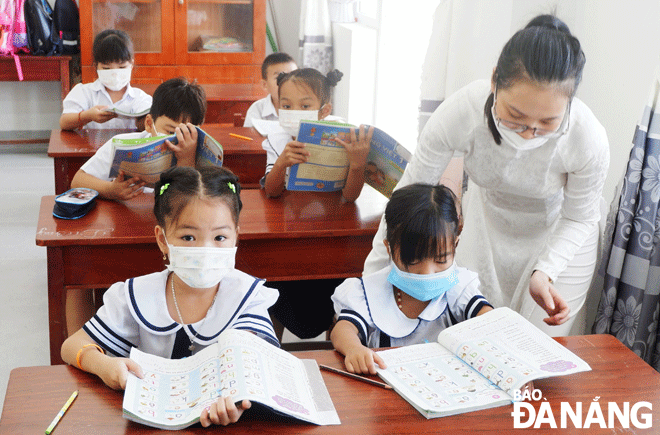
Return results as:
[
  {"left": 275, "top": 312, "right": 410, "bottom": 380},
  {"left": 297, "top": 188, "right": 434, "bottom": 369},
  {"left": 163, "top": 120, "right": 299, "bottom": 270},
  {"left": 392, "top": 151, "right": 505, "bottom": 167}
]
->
[{"left": 76, "top": 343, "right": 104, "bottom": 370}]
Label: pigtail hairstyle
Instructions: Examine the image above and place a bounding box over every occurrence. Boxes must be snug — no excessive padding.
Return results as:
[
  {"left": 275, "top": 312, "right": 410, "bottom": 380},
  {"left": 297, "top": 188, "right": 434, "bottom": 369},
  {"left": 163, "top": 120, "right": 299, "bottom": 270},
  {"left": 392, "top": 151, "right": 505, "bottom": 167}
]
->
[
  {"left": 484, "top": 14, "right": 585, "bottom": 144},
  {"left": 276, "top": 68, "right": 343, "bottom": 107},
  {"left": 92, "top": 29, "right": 134, "bottom": 65},
  {"left": 385, "top": 183, "right": 462, "bottom": 267},
  {"left": 154, "top": 166, "right": 242, "bottom": 229}
]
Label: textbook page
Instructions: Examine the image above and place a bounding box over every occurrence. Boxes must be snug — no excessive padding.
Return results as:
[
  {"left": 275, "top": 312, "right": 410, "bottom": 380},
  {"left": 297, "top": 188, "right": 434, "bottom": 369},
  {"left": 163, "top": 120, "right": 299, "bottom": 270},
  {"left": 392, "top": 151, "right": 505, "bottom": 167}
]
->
[
  {"left": 123, "top": 329, "right": 339, "bottom": 430},
  {"left": 375, "top": 343, "right": 512, "bottom": 419},
  {"left": 437, "top": 307, "right": 591, "bottom": 394},
  {"left": 104, "top": 107, "right": 150, "bottom": 118}
]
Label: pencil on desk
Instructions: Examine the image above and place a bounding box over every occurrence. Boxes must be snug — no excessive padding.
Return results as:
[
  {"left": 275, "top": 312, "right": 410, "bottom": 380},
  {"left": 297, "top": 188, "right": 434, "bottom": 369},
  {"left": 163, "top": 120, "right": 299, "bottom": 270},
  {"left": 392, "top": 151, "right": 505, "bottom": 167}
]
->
[
  {"left": 319, "top": 364, "right": 392, "bottom": 389},
  {"left": 45, "top": 390, "right": 78, "bottom": 434},
  {"left": 229, "top": 133, "right": 253, "bottom": 141}
]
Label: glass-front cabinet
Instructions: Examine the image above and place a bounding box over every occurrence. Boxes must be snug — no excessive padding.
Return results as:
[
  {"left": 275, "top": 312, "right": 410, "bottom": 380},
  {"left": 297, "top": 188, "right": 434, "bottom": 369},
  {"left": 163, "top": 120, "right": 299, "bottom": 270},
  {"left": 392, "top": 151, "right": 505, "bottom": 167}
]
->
[{"left": 79, "top": 0, "right": 265, "bottom": 84}]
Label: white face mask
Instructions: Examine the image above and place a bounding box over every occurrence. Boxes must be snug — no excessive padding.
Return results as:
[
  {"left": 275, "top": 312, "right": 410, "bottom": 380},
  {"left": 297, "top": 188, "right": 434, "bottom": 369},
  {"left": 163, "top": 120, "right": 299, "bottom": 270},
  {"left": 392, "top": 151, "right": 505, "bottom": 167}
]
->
[
  {"left": 490, "top": 105, "right": 550, "bottom": 151},
  {"left": 165, "top": 236, "right": 237, "bottom": 288},
  {"left": 97, "top": 67, "right": 132, "bottom": 92},
  {"left": 279, "top": 109, "right": 319, "bottom": 137}
]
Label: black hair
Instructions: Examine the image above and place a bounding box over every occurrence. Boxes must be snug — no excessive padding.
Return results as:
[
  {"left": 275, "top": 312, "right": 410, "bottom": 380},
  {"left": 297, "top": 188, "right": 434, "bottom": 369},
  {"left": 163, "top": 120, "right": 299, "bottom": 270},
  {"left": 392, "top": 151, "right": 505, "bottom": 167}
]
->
[
  {"left": 149, "top": 77, "right": 207, "bottom": 126},
  {"left": 261, "top": 52, "right": 296, "bottom": 79},
  {"left": 154, "top": 166, "right": 242, "bottom": 228},
  {"left": 485, "top": 14, "right": 585, "bottom": 144},
  {"left": 276, "top": 68, "right": 343, "bottom": 107},
  {"left": 385, "top": 184, "right": 463, "bottom": 268},
  {"left": 92, "top": 29, "right": 134, "bottom": 65}
]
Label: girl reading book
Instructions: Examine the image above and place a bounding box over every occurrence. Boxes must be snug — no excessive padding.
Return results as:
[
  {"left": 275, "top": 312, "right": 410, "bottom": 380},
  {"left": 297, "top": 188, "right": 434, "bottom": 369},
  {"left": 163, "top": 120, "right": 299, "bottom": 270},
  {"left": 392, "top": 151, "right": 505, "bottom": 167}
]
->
[
  {"left": 61, "top": 166, "right": 279, "bottom": 427},
  {"left": 262, "top": 67, "right": 373, "bottom": 202},
  {"left": 60, "top": 29, "right": 152, "bottom": 130},
  {"left": 331, "top": 183, "right": 494, "bottom": 375}
]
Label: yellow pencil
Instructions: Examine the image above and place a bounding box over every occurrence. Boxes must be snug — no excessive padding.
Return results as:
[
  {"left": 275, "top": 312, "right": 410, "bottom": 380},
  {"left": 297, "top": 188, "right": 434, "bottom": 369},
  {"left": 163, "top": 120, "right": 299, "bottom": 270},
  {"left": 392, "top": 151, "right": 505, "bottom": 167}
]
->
[
  {"left": 229, "top": 133, "right": 253, "bottom": 141},
  {"left": 45, "top": 390, "right": 78, "bottom": 434}
]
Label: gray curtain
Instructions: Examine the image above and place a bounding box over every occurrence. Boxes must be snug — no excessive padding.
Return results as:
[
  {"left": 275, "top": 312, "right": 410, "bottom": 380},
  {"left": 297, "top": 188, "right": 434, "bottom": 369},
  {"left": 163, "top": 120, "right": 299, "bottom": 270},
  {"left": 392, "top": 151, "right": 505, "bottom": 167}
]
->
[{"left": 592, "top": 72, "right": 660, "bottom": 369}]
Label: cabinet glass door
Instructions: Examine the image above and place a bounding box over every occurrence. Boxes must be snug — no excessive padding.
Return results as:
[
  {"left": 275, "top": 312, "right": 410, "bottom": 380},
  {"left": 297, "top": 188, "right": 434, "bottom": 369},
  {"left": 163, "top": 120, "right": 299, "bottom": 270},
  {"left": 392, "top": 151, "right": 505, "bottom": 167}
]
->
[
  {"left": 91, "top": 0, "right": 174, "bottom": 65},
  {"left": 186, "top": 0, "right": 253, "bottom": 54}
]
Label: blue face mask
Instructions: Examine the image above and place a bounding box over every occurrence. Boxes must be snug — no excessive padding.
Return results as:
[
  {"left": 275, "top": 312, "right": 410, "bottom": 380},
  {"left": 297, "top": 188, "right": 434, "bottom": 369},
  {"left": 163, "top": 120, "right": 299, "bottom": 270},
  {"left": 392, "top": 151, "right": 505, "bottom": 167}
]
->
[{"left": 387, "top": 261, "right": 459, "bottom": 301}]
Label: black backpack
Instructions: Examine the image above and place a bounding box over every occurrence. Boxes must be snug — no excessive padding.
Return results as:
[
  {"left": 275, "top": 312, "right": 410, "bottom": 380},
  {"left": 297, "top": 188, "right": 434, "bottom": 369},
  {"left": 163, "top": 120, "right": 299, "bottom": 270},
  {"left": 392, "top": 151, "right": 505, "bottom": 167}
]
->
[
  {"left": 50, "top": 0, "right": 78, "bottom": 54},
  {"left": 23, "top": 0, "right": 53, "bottom": 55}
]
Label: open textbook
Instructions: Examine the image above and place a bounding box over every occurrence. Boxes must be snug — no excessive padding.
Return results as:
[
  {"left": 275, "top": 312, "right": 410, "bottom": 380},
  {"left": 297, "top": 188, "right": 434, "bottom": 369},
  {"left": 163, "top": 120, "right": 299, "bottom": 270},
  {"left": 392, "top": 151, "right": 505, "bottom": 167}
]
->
[
  {"left": 123, "top": 329, "right": 340, "bottom": 430},
  {"left": 108, "top": 127, "right": 223, "bottom": 187},
  {"left": 287, "top": 120, "right": 412, "bottom": 197},
  {"left": 375, "top": 307, "right": 591, "bottom": 419},
  {"left": 103, "top": 107, "right": 150, "bottom": 118}
]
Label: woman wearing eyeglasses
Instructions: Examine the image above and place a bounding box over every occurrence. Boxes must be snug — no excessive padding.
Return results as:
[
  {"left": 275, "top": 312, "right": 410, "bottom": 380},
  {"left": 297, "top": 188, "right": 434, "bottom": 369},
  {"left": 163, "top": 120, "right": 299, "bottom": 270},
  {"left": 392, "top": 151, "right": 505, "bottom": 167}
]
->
[{"left": 363, "top": 14, "right": 609, "bottom": 336}]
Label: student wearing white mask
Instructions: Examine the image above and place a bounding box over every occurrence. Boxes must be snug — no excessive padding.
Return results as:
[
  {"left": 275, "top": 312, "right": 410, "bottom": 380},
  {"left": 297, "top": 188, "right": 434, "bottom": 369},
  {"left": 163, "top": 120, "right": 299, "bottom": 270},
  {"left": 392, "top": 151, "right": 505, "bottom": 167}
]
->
[
  {"left": 364, "top": 14, "right": 610, "bottom": 337},
  {"left": 60, "top": 29, "right": 152, "bottom": 130},
  {"left": 261, "top": 67, "right": 373, "bottom": 202},
  {"left": 62, "top": 166, "right": 279, "bottom": 427}
]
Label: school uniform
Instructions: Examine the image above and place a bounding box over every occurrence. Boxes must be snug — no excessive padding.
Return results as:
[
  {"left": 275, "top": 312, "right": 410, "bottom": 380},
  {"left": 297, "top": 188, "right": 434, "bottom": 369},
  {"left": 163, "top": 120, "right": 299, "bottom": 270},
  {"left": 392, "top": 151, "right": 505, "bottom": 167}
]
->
[
  {"left": 243, "top": 96, "right": 278, "bottom": 127},
  {"left": 332, "top": 264, "right": 493, "bottom": 347},
  {"left": 83, "top": 269, "right": 280, "bottom": 360},
  {"left": 80, "top": 130, "right": 150, "bottom": 182},
  {"left": 62, "top": 80, "right": 152, "bottom": 129}
]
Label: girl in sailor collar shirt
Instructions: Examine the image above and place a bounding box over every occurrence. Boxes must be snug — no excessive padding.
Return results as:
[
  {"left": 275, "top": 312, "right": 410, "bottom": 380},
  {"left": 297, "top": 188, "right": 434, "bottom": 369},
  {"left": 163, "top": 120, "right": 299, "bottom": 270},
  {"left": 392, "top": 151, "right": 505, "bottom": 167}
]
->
[
  {"left": 62, "top": 166, "right": 279, "bottom": 427},
  {"left": 331, "top": 184, "right": 493, "bottom": 375}
]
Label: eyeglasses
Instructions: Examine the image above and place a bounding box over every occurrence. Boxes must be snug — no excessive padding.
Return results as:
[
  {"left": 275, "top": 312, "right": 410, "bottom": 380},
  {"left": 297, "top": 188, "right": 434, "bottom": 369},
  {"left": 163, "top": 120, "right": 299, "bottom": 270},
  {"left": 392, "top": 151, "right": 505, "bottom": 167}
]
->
[{"left": 492, "top": 98, "right": 570, "bottom": 138}]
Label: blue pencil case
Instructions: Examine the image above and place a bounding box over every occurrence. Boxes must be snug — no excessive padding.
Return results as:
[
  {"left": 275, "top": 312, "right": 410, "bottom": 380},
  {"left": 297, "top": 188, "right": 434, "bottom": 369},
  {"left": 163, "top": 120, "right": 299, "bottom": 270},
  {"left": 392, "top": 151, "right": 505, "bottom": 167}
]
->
[{"left": 53, "top": 188, "right": 99, "bottom": 219}]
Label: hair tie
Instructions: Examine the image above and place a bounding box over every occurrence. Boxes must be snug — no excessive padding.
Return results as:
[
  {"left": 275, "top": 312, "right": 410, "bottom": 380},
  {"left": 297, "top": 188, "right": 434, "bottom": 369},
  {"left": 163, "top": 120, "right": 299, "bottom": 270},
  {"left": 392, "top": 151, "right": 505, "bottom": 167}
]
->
[
  {"left": 227, "top": 182, "right": 236, "bottom": 194},
  {"left": 159, "top": 183, "right": 170, "bottom": 196}
]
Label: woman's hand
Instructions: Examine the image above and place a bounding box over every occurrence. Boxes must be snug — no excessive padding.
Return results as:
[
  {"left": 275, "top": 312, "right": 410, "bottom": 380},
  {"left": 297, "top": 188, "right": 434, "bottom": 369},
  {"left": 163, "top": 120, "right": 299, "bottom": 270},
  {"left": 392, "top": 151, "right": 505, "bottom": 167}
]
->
[
  {"left": 200, "top": 397, "right": 251, "bottom": 427},
  {"left": 98, "top": 357, "right": 144, "bottom": 390},
  {"left": 344, "top": 344, "right": 387, "bottom": 375},
  {"left": 167, "top": 123, "right": 198, "bottom": 167},
  {"left": 529, "top": 270, "right": 570, "bottom": 325}
]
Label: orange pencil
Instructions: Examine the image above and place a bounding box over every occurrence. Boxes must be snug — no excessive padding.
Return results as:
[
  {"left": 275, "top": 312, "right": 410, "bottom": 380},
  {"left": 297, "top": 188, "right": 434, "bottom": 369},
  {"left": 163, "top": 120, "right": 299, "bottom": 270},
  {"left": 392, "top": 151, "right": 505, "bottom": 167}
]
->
[{"left": 229, "top": 133, "right": 253, "bottom": 141}]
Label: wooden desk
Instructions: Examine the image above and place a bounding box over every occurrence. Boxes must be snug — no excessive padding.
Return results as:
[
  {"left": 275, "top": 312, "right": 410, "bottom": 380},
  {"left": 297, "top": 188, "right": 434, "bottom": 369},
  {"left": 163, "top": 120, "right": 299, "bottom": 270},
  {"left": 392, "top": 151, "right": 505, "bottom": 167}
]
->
[
  {"left": 134, "top": 83, "right": 265, "bottom": 125},
  {"left": 2, "top": 335, "right": 658, "bottom": 434},
  {"left": 36, "top": 187, "right": 386, "bottom": 364},
  {"left": 48, "top": 125, "right": 266, "bottom": 193}
]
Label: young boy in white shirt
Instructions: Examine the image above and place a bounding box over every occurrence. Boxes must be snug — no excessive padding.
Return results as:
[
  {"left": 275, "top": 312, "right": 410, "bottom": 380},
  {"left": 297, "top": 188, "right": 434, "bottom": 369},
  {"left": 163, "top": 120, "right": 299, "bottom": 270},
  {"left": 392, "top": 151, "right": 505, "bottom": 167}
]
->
[
  {"left": 243, "top": 52, "right": 297, "bottom": 127},
  {"left": 71, "top": 77, "right": 207, "bottom": 201}
]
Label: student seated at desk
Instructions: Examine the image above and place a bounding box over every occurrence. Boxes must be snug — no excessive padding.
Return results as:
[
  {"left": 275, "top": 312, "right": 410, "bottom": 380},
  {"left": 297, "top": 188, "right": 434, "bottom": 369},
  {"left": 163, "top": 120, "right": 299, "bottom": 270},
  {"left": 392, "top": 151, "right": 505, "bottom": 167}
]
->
[
  {"left": 60, "top": 30, "right": 152, "bottom": 131},
  {"left": 331, "top": 184, "right": 494, "bottom": 374},
  {"left": 261, "top": 68, "right": 373, "bottom": 342},
  {"left": 61, "top": 166, "right": 279, "bottom": 427},
  {"left": 71, "top": 77, "right": 206, "bottom": 201},
  {"left": 243, "top": 52, "right": 298, "bottom": 128}
]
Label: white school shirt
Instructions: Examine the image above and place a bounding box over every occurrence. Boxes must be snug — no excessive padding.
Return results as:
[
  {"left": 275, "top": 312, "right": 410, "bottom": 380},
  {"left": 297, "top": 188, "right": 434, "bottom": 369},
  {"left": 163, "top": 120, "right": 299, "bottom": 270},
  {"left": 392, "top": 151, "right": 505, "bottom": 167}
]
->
[
  {"left": 363, "top": 79, "right": 609, "bottom": 316},
  {"left": 62, "top": 79, "right": 152, "bottom": 130},
  {"left": 83, "top": 269, "right": 280, "bottom": 358},
  {"left": 80, "top": 130, "right": 151, "bottom": 181},
  {"left": 243, "top": 95, "right": 278, "bottom": 127},
  {"left": 332, "top": 264, "right": 492, "bottom": 348},
  {"left": 260, "top": 131, "right": 293, "bottom": 186}
]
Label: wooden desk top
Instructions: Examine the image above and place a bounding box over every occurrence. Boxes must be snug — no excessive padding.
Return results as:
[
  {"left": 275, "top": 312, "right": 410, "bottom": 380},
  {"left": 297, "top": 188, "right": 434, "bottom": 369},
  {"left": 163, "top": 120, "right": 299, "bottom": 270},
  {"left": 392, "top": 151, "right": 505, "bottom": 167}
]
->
[
  {"left": 2, "top": 335, "right": 658, "bottom": 434},
  {"left": 134, "top": 83, "right": 266, "bottom": 102},
  {"left": 47, "top": 125, "right": 264, "bottom": 158},
  {"left": 36, "top": 187, "right": 387, "bottom": 247}
]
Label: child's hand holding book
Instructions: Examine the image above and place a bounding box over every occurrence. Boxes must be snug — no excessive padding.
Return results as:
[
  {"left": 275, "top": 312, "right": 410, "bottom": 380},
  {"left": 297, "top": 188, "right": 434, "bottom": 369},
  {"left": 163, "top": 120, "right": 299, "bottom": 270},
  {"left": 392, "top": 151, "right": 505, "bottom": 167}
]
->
[
  {"left": 107, "top": 170, "right": 147, "bottom": 200},
  {"left": 165, "top": 123, "right": 199, "bottom": 167}
]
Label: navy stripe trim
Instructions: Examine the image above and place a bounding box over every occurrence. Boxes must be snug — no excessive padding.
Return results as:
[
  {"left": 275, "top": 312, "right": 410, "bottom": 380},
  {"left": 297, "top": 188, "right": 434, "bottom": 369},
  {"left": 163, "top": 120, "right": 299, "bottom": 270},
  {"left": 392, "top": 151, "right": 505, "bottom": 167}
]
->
[
  {"left": 465, "top": 295, "right": 492, "bottom": 319},
  {"left": 190, "top": 278, "right": 263, "bottom": 341},
  {"left": 128, "top": 278, "right": 179, "bottom": 332},
  {"left": 83, "top": 325, "right": 123, "bottom": 357},
  {"left": 338, "top": 309, "right": 368, "bottom": 346},
  {"left": 83, "top": 321, "right": 130, "bottom": 356},
  {"left": 237, "top": 313, "right": 272, "bottom": 323},
  {"left": 234, "top": 327, "right": 280, "bottom": 348},
  {"left": 92, "top": 315, "right": 135, "bottom": 349}
]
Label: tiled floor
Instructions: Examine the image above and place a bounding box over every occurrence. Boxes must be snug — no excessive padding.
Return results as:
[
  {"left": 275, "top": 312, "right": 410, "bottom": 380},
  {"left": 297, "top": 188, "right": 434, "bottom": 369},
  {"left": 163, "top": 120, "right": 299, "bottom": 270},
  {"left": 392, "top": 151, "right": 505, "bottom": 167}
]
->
[
  {"left": 0, "top": 144, "right": 53, "bottom": 414},
  {"left": 0, "top": 145, "right": 322, "bottom": 414}
]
